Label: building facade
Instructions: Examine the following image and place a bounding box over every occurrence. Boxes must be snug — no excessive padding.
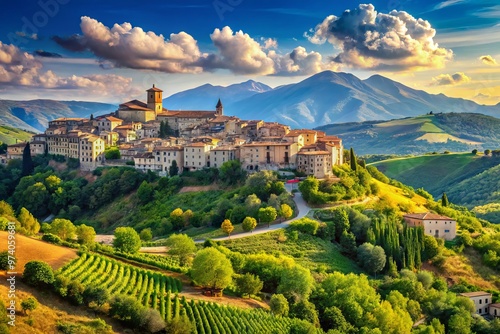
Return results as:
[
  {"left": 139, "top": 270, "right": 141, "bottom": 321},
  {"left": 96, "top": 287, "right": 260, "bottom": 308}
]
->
[
  {"left": 459, "top": 292, "right": 492, "bottom": 315},
  {"left": 403, "top": 213, "right": 457, "bottom": 240}
]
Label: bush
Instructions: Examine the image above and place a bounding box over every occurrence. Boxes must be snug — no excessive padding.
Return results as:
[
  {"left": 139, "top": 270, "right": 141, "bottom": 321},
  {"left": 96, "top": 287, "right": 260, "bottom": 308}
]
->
[
  {"left": 0, "top": 251, "right": 9, "bottom": 270},
  {"left": 42, "top": 233, "right": 62, "bottom": 245},
  {"left": 23, "top": 261, "right": 54, "bottom": 286},
  {"left": 289, "top": 218, "right": 320, "bottom": 235}
]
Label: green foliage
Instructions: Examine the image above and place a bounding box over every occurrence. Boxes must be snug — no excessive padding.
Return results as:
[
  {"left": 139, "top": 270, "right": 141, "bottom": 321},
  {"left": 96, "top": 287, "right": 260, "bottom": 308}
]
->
[
  {"left": 278, "top": 265, "right": 314, "bottom": 302},
  {"left": 22, "top": 142, "right": 33, "bottom": 176},
  {"left": 76, "top": 224, "right": 96, "bottom": 245},
  {"left": 357, "top": 243, "right": 386, "bottom": 275},
  {"left": 289, "top": 218, "right": 320, "bottom": 235},
  {"left": 0, "top": 299, "right": 10, "bottom": 333},
  {"left": 169, "top": 159, "right": 179, "bottom": 176},
  {"left": 258, "top": 206, "right": 277, "bottom": 226},
  {"left": 42, "top": 233, "right": 62, "bottom": 245},
  {"left": 17, "top": 207, "right": 40, "bottom": 235},
  {"left": 83, "top": 286, "right": 109, "bottom": 307},
  {"left": 0, "top": 251, "right": 9, "bottom": 270},
  {"left": 21, "top": 297, "right": 38, "bottom": 315},
  {"left": 242, "top": 216, "right": 257, "bottom": 232},
  {"left": 441, "top": 192, "right": 449, "bottom": 207},
  {"left": 113, "top": 227, "right": 141, "bottom": 253},
  {"left": 350, "top": 148, "right": 358, "bottom": 172},
  {"left": 279, "top": 203, "right": 293, "bottom": 221},
  {"left": 137, "top": 180, "right": 154, "bottom": 204},
  {"left": 109, "top": 294, "right": 144, "bottom": 325},
  {"left": 270, "top": 294, "right": 289, "bottom": 317},
  {"left": 166, "top": 234, "right": 196, "bottom": 266},
  {"left": 50, "top": 218, "right": 76, "bottom": 240},
  {"left": 23, "top": 260, "right": 54, "bottom": 286},
  {"left": 219, "top": 159, "right": 246, "bottom": 185},
  {"left": 191, "top": 247, "right": 234, "bottom": 290},
  {"left": 170, "top": 208, "right": 184, "bottom": 230},
  {"left": 235, "top": 273, "right": 263, "bottom": 296},
  {"left": 104, "top": 147, "right": 120, "bottom": 160},
  {"left": 139, "top": 228, "right": 153, "bottom": 242},
  {"left": 221, "top": 219, "right": 234, "bottom": 236}
]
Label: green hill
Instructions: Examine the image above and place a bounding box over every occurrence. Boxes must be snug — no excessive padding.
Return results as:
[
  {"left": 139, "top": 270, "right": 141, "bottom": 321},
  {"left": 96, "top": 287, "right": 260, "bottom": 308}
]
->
[
  {"left": 371, "top": 153, "right": 500, "bottom": 222},
  {"left": 316, "top": 113, "right": 500, "bottom": 155},
  {"left": 0, "top": 125, "right": 34, "bottom": 145}
]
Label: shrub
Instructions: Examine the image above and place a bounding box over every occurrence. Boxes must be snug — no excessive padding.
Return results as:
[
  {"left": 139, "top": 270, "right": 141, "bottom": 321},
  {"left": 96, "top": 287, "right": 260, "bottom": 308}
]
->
[
  {"left": 23, "top": 261, "right": 54, "bottom": 286},
  {"left": 42, "top": 233, "right": 62, "bottom": 245},
  {"left": 289, "top": 218, "right": 320, "bottom": 235}
]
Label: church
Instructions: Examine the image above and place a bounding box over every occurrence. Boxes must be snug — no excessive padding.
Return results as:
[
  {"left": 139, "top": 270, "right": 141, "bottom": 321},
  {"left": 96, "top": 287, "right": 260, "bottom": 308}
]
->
[{"left": 117, "top": 85, "right": 223, "bottom": 131}]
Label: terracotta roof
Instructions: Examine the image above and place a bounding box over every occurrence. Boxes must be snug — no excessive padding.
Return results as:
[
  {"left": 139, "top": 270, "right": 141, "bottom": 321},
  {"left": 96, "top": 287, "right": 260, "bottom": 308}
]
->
[
  {"left": 185, "top": 142, "right": 209, "bottom": 147},
  {"left": 157, "top": 110, "right": 216, "bottom": 118},
  {"left": 50, "top": 117, "right": 86, "bottom": 122},
  {"left": 490, "top": 303, "right": 500, "bottom": 308},
  {"left": 242, "top": 142, "right": 291, "bottom": 147},
  {"left": 298, "top": 150, "right": 330, "bottom": 155},
  {"left": 115, "top": 125, "right": 134, "bottom": 130},
  {"left": 403, "top": 213, "right": 454, "bottom": 221},
  {"left": 147, "top": 85, "right": 163, "bottom": 92},
  {"left": 285, "top": 129, "right": 317, "bottom": 136},
  {"left": 104, "top": 116, "right": 123, "bottom": 122},
  {"left": 459, "top": 291, "right": 492, "bottom": 297},
  {"left": 119, "top": 100, "right": 151, "bottom": 111},
  {"left": 8, "top": 143, "right": 27, "bottom": 148},
  {"left": 154, "top": 146, "right": 183, "bottom": 151},
  {"left": 30, "top": 141, "right": 46, "bottom": 145}
]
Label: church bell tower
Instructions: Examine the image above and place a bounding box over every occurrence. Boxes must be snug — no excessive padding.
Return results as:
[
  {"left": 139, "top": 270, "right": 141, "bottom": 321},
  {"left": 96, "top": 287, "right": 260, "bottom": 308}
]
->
[{"left": 147, "top": 84, "right": 163, "bottom": 114}]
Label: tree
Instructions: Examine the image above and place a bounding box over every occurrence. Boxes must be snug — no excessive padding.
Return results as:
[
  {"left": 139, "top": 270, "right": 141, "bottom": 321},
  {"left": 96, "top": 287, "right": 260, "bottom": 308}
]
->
[
  {"left": 244, "top": 194, "right": 261, "bottom": 217},
  {"left": 242, "top": 216, "right": 257, "bottom": 232},
  {"left": 278, "top": 265, "right": 314, "bottom": 302},
  {"left": 21, "top": 297, "right": 38, "bottom": 315},
  {"left": 17, "top": 207, "right": 40, "bottom": 235},
  {"left": 22, "top": 142, "right": 33, "bottom": 176},
  {"left": 109, "top": 294, "right": 144, "bottom": 326},
  {"left": 165, "top": 316, "right": 193, "bottom": 334},
  {"left": 159, "top": 120, "right": 166, "bottom": 138},
  {"left": 0, "top": 251, "right": 9, "bottom": 270},
  {"left": 113, "top": 227, "right": 141, "bottom": 253},
  {"left": 169, "top": 160, "right": 179, "bottom": 176},
  {"left": 484, "top": 149, "right": 491, "bottom": 156},
  {"left": 76, "top": 224, "right": 96, "bottom": 245},
  {"left": 219, "top": 160, "right": 246, "bottom": 185},
  {"left": 441, "top": 192, "right": 449, "bottom": 207},
  {"left": 23, "top": 260, "right": 54, "bottom": 286},
  {"left": 0, "top": 200, "right": 14, "bottom": 216},
  {"left": 279, "top": 203, "right": 293, "bottom": 222},
  {"left": 166, "top": 234, "right": 196, "bottom": 266},
  {"left": 221, "top": 219, "right": 234, "bottom": 237},
  {"left": 105, "top": 147, "right": 121, "bottom": 159},
  {"left": 448, "top": 311, "right": 472, "bottom": 334},
  {"left": 139, "top": 308, "right": 166, "bottom": 333},
  {"left": 191, "top": 247, "right": 233, "bottom": 290},
  {"left": 170, "top": 208, "right": 184, "bottom": 230},
  {"left": 235, "top": 273, "right": 263, "bottom": 296},
  {"left": 270, "top": 294, "right": 289, "bottom": 317},
  {"left": 321, "top": 306, "right": 353, "bottom": 333},
  {"left": 340, "top": 230, "right": 357, "bottom": 255},
  {"left": 182, "top": 209, "right": 193, "bottom": 228},
  {"left": 50, "top": 218, "right": 76, "bottom": 240},
  {"left": 472, "top": 149, "right": 478, "bottom": 155},
  {"left": 258, "top": 207, "right": 277, "bottom": 227},
  {"left": 423, "top": 235, "right": 440, "bottom": 260},
  {"left": 137, "top": 181, "right": 154, "bottom": 204},
  {"left": 366, "top": 245, "right": 386, "bottom": 276},
  {"left": 350, "top": 147, "right": 357, "bottom": 172},
  {"left": 333, "top": 208, "right": 349, "bottom": 241},
  {"left": 83, "top": 286, "right": 109, "bottom": 308},
  {"left": 139, "top": 228, "right": 153, "bottom": 242}
]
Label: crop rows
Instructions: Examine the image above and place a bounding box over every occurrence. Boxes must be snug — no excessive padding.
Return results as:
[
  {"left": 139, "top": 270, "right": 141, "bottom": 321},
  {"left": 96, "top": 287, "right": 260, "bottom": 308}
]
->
[
  {"left": 58, "top": 254, "right": 308, "bottom": 333},
  {"left": 57, "top": 253, "right": 182, "bottom": 307}
]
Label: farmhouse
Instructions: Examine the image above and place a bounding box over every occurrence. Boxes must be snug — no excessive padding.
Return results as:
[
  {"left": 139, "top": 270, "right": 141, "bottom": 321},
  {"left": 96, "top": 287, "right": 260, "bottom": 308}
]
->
[
  {"left": 403, "top": 212, "right": 456, "bottom": 240},
  {"left": 459, "top": 291, "right": 492, "bottom": 316}
]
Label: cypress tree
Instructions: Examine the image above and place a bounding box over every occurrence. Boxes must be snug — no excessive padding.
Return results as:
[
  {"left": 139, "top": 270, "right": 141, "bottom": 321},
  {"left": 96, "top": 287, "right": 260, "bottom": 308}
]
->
[
  {"left": 441, "top": 192, "right": 449, "bottom": 207},
  {"left": 159, "top": 121, "right": 166, "bottom": 138},
  {"left": 21, "top": 142, "right": 34, "bottom": 176},
  {"left": 350, "top": 147, "right": 357, "bottom": 172}
]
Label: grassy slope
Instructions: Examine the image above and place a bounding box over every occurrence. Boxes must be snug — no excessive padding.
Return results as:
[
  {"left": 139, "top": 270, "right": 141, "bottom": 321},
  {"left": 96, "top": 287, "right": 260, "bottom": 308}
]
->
[
  {"left": 222, "top": 230, "right": 361, "bottom": 274},
  {"left": 0, "top": 125, "right": 34, "bottom": 145},
  {"left": 370, "top": 153, "right": 500, "bottom": 197}
]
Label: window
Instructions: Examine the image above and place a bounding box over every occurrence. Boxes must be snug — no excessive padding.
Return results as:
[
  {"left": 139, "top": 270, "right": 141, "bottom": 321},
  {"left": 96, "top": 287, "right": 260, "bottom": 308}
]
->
[
  {"left": 480, "top": 299, "right": 483, "bottom": 304},
  {"left": 445, "top": 229, "right": 450, "bottom": 233},
  {"left": 486, "top": 299, "right": 489, "bottom": 304}
]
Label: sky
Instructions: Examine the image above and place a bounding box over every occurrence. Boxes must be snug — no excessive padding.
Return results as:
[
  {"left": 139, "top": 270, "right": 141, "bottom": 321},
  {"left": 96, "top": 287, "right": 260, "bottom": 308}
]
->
[{"left": 0, "top": 0, "right": 500, "bottom": 104}]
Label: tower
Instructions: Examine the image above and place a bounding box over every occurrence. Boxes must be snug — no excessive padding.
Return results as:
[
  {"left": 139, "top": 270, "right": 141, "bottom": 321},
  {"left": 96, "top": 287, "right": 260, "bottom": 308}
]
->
[
  {"left": 216, "top": 98, "right": 223, "bottom": 116},
  {"left": 147, "top": 84, "right": 163, "bottom": 114}
]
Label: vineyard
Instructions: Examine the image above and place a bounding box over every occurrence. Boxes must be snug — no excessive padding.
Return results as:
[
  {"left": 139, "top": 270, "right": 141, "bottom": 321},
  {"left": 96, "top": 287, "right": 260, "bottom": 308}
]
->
[{"left": 57, "top": 253, "right": 314, "bottom": 333}]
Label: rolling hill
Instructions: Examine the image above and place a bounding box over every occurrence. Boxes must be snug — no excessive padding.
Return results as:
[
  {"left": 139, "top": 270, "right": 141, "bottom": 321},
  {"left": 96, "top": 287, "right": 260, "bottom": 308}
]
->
[
  {"left": 371, "top": 153, "right": 500, "bottom": 222},
  {"left": 0, "top": 99, "right": 117, "bottom": 132},
  {"left": 316, "top": 113, "right": 500, "bottom": 155},
  {"left": 0, "top": 125, "right": 34, "bottom": 145},
  {"left": 164, "top": 71, "right": 500, "bottom": 128}
]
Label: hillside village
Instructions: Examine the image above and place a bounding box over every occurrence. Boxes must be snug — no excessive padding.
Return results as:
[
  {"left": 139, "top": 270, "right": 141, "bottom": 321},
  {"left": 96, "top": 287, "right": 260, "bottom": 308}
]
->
[{"left": 2, "top": 85, "right": 343, "bottom": 179}]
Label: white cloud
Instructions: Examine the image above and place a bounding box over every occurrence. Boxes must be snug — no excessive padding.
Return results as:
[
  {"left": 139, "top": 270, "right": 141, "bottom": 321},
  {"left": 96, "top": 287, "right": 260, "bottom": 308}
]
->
[
  {"left": 262, "top": 38, "right": 278, "bottom": 49},
  {"left": 480, "top": 55, "right": 498, "bottom": 66},
  {"left": 430, "top": 72, "right": 471, "bottom": 86},
  {"left": 434, "top": 0, "right": 466, "bottom": 10},
  {"left": 0, "top": 41, "right": 139, "bottom": 99},
  {"left": 306, "top": 4, "right": 453, "bottom": 71},
  {"left": 270, "top": 47, "right": 340, "bottom": 76}
]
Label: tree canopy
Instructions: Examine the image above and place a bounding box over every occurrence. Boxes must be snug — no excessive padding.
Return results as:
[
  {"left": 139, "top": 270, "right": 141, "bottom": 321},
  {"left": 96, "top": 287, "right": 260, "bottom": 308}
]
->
[
  {"left": 191, "top": 247, "right": 233, "bottom": 290},
  {"left": 165, "top": 234, "right": 196, "bottom": 266},
  {"left": 113, "top": 227, "right": 141, "bottom": 253}
]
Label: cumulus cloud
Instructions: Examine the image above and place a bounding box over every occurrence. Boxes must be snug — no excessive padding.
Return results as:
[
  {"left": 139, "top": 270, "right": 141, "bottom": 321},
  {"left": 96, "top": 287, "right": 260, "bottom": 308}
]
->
[
  {"left": 270, "top": 47, "right": 340, "bottom": 76},
  {"left": 480, "top": 55, "right": 498, "bottom": 65},
  {"left": 54, "top": 16, "right": 203, "bottom": 73},
  {"left": 0, "top": 41, "right": 138, "bottom": 98},
  {"left": 430, "top": 72, "right": 471, "bottom": 86},
  {"left": 54, "top": 17, "right": 337, "bottom": 77},
  {"left": 305, "top": 4, "right": 453, "bottom": 70}
]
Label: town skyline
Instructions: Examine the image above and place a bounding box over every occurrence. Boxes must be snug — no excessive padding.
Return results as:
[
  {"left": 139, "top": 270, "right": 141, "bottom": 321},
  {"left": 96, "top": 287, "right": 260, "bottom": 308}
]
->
[{"left": 1, "top": 0, "right": 499, "bottom": 104}]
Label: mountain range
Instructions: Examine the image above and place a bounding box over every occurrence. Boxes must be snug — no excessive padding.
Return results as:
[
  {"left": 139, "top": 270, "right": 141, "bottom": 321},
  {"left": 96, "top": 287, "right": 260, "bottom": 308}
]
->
[
  {"left": 163, "top": 71, "right": 500, "bottom": 128},
  {"left": 2, "top": 71, "right": 500, "bottom": 133},
  {"left": 0, "top": 99, "right": 117, "bottom": 133}
]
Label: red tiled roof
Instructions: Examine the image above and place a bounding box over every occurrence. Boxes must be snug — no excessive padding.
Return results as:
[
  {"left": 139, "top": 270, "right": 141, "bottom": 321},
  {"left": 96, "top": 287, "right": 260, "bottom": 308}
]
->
[
  {"left": 298, "top": 150, "right": 330, "bottom": 155},
  {"left": 158, "top": 110, "right": 216, "bottom": 118},
  {"left": 119, "top": 100, "right": 151, "bottom": 111},
  {"left": 147, "top": 86, "right": 163, "bottom": 92},
  {"left": 459, "top": 291, "right": 491, "bottom": 297},
  {"left": 403, "top": 213, "right": 454, "bottom": 221}
]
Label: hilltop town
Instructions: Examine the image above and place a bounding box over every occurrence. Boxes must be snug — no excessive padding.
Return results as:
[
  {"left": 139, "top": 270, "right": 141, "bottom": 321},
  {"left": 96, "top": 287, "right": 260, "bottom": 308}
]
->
[{"left": 3, "top": 85, "right": 343, "bottom": 179}]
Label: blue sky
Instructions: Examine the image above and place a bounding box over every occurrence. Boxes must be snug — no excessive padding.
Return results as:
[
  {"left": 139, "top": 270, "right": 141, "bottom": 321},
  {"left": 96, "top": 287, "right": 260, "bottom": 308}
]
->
[{"left": 1, "top": 0, "right": 499, "bottom": 104}]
